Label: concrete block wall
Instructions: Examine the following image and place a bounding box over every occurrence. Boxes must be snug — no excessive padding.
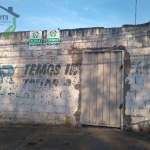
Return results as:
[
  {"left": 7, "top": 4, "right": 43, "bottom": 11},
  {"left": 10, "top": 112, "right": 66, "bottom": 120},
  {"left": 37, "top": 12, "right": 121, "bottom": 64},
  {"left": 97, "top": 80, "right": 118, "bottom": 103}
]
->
[
  {"left": 125, "top": 47, "right": 150, "bottom": 131},
  {"left": 0, "top": 22, "right": 150, "bottom": 131},
  {"left": 0, "top": 31, "right": 80, "bottom": 125}
]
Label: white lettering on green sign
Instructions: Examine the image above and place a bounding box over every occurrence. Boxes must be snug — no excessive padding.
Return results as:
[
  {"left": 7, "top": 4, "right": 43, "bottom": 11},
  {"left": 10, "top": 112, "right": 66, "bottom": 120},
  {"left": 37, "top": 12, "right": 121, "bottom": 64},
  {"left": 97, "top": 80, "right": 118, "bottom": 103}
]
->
[
  {"left": 29, "top": 39, "right": 42, "bottom": 44},
  {"left": 47, "top": 38, "right": 60, "bottom": 43}
]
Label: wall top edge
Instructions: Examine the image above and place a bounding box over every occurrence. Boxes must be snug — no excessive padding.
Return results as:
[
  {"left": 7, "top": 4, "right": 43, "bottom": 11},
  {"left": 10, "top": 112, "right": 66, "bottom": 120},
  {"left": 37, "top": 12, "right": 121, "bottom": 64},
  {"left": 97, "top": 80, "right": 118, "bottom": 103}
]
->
[{"left": 0, "top": 22, "right": 149, "bottom": 35}]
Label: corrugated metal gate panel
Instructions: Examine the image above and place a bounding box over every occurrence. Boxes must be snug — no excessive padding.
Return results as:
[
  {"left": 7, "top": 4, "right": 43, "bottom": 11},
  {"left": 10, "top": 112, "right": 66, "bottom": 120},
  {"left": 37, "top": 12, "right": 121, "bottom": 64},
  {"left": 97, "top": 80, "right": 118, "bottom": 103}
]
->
[
  {"left": 81, "top": 53, "right": 90, "bottom": 124},
  {"left": 81, "top": 52, "right": 122, "bottom": 127},
  {"left": 90, "top": 54, "right": 97, "bottom": 124},
  {"left": 97, "top": 53, "right": 103, "bottom": 125}
]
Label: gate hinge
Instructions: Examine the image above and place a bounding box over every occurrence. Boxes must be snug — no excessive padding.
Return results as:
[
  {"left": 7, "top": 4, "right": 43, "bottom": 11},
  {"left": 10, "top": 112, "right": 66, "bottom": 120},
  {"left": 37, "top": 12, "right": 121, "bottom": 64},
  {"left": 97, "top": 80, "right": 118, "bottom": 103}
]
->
[
  {"left": 120, "top": 65, "right": 123, "bottom": 70},
  {"left": 119, "top": 104, "right": 123, "bottom": 109}
]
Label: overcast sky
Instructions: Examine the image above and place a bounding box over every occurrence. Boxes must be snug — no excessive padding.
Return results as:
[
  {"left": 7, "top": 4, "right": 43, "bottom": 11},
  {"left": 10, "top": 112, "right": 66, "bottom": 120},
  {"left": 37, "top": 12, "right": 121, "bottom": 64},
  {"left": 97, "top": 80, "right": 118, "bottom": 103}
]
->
[{"left": 0, "top": 0, "right": 150, "bottom": 32}]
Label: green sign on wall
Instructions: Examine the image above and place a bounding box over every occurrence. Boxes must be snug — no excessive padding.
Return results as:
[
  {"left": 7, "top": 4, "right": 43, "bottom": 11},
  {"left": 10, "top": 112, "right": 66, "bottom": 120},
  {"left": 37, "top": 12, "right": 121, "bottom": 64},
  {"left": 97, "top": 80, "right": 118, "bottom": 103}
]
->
[
  {"left": 29, "top": 31, "right": 42, "bottom": 50},
  {"left": 46, "top": 30, "right": 60, "bottom": 49}
]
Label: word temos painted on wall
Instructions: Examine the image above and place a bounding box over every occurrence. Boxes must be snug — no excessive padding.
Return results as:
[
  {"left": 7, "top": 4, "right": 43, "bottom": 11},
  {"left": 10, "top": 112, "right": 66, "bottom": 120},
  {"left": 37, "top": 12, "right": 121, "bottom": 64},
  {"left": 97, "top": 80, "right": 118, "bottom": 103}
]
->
[{"left": 24, "top": 63, "right": 79, "bottom": 76}]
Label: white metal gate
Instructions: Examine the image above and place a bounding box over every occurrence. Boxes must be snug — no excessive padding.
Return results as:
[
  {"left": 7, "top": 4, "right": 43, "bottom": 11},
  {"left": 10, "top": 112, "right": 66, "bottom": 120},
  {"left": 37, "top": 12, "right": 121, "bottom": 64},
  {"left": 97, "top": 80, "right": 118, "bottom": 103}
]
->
[{"left": 81, "top": 51, "right": 123, "bottom": 127}]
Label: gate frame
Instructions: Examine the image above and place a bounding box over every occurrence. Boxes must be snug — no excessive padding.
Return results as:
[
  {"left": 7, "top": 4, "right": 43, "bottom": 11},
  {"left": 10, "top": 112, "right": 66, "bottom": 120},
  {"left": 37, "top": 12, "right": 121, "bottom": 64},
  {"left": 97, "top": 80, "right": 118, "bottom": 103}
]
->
[{"left": 81, "top": 50, "right": 124, "bottom": 129}]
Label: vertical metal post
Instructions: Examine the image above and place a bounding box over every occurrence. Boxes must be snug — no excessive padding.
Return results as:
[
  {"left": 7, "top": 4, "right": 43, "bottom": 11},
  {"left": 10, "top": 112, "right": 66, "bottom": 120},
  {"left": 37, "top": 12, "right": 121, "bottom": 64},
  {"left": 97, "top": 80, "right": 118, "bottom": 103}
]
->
[{"left": 135, "top": 0, "right": 137, "bottom": 25}]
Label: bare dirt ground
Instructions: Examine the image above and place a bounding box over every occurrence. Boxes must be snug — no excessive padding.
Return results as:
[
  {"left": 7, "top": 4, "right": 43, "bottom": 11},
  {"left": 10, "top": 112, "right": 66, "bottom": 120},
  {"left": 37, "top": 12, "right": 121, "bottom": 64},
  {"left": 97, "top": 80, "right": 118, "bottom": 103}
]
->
[{"left": 0, "top": 125, "right": 150, "bottom": 150}]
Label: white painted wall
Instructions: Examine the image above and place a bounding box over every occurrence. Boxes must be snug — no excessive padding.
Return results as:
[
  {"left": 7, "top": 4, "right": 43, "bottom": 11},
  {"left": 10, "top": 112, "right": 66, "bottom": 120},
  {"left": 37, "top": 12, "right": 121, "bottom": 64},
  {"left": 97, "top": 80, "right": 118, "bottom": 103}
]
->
[
  {"left": 0, "top": 44, "right": 79, "bottom": 125},
  {"left": 0, "top": 24, "right": 150, "bottom": 130}
]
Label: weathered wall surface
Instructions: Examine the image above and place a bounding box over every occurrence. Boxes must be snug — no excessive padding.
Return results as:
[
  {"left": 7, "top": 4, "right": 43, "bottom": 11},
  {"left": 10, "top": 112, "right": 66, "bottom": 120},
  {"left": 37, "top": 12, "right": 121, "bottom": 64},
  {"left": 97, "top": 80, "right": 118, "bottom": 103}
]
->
[
  {"left": 0, "top": 22, "right": 150, "bottom": 131},
  {"left": 0, "top": 32, "right": 80, "bottom": 126}
]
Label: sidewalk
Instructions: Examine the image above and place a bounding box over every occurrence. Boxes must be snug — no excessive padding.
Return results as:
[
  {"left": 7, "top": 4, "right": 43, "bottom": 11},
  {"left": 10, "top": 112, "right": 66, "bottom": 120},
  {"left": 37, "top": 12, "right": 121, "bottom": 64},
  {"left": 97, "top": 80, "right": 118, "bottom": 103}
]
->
[{"left": 0, "top": 125, "right": 150, "bottom": 150}]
